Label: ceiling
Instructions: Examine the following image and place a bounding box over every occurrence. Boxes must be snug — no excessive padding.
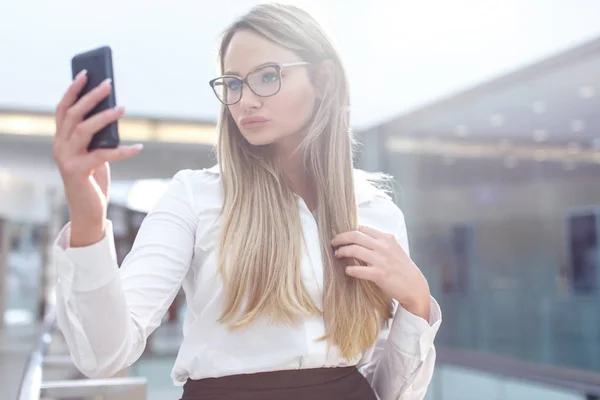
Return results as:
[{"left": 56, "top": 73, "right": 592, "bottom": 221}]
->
[{"left": 376, "top": 35, "right": 600, "bottom": 147}]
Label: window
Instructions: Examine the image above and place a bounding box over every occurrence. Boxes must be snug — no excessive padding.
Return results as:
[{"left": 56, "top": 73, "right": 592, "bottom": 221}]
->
[
  {"left": 567, "top": 211, "right": 598, "bottom": 294},
  {"left": 442, "top": 223, "right": 473, "bottom": 294}
]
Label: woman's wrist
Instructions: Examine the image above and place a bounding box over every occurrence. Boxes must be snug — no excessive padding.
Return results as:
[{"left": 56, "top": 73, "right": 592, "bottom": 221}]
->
[
  {"left": 69, "top": 217, "right": 106, "bottom": 248},
  {"left": 400, "top": 289, "right": 431, "bottom": 321}
]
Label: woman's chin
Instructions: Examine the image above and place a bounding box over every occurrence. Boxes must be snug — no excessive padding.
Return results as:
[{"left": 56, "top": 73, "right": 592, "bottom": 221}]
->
[{"left": 242, "top": 132, "right": 277, "bottom": 147}]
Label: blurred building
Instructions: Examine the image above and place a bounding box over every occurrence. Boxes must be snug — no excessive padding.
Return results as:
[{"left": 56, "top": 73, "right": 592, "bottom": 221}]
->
[{"left": 356, "top": 34, "right": 600, "bottom": 373}]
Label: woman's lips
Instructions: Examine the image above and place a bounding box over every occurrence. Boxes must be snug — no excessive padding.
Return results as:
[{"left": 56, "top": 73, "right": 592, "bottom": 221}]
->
[{"left": 240, "top": 116, "right": 270, "bottom": 127}]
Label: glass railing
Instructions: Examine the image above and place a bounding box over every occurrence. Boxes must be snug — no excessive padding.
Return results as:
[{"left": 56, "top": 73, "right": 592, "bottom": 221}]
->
[
  {"left": 427, "top": 289, "right": 600, "bottom": 372},
  {"left": 425, "top": 347, "right": 600, "bottom": 400},
  {"left": 426, "top": 365, "right": 590, "bottom": 400}
]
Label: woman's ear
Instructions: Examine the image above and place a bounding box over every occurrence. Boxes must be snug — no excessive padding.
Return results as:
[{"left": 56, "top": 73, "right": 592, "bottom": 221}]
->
[{"left": 311, "top": 59, "right": 335, "bottom": 100}]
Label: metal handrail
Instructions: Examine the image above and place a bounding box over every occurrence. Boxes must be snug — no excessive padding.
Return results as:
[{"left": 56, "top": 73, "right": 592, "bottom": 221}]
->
[
  {"left": 16, "top": 307, "right": 57, "bottom": 400},
  {"left": 41, "top": 376, "right": 147, "bottom": 399},
  {"left": 438, "top": 347, "right": 600, "bottom": 398}
]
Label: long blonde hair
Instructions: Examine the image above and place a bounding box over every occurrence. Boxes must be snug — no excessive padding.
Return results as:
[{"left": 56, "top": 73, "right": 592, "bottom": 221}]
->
[{"left": 215, "top": 3, "right": 393, "bottom": 360}]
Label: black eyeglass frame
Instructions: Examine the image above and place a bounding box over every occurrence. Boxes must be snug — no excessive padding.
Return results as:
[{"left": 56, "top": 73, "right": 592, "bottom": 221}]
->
[{"left": 208, "top": 61, "right": 311, "bottom": 105}]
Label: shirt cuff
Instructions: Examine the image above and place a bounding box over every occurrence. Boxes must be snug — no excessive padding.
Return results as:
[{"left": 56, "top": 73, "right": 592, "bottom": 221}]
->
[
  {"left": 387, "top": 295, "right": 442, "bottom": 361},
  {"left": 53, "top": 220, "right": 119, "bottom": 292}
]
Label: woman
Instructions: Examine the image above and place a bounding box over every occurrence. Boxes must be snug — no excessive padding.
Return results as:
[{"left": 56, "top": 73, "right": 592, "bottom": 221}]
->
[{"left": 52, "top": 3, "right": 441, "bottom": 400}]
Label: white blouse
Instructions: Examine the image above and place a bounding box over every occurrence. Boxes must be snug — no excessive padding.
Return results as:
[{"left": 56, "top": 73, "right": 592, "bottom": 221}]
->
[{"left": 52, "top": 165, "right": 442, "bottom": 400}]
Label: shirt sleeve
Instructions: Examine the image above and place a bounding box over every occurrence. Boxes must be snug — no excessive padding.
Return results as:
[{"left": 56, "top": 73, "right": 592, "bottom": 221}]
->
[
  {"left": 359, "top": 206, "right": 442, "bottom": 400},
  {"left": 53, "top": 170, "right": 198, "bottom": 378}
]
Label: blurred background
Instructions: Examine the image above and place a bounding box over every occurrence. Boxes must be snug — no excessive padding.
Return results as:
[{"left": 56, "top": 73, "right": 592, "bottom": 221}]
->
[{"left": 1, "top": 0, "right": 600, "bottom": 399}]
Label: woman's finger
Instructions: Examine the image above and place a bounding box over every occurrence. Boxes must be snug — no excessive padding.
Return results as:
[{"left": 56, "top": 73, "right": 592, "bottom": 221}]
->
[
  {"left": 68, "top": 106, "right": 125, "bottom": 152},
  {"left": 345, "top": 266, "right": 381, "bottom": 283},
  {"left": 79, "top": 144, "right": 143, "bottom": 172},
  {"left": 55, "top": 70, "right": 88, "bottom": 137},
  {"left": 335, "top": 244, "right": 381, "bottom": 266},
  {"left": 331, "top": 230, "right": 378, "bottom": 250},
  {"left": 358, "top": 225, "right": 389, "bottom": 240},
  {"left": 62, "top": 78, "right": 113, "bottom": 140}
]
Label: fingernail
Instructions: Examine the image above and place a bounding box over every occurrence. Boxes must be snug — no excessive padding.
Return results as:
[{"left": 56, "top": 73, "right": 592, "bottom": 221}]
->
[
  {"left": 103, "top": 78, "right": 113, "bottom": 86},
  {"left": 133, "top": 143, "right": 144, "bottom": 150},
  {"left": 114, "top": 106, "right": 125, "bottom": 113},
  {"left": 76, "top": 69, "right": 87, "bottom": 79}
]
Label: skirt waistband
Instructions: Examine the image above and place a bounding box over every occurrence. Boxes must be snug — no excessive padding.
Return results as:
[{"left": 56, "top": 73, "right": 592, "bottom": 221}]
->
[{"left": 181, "top": 366, "right": 376, "bottom": 400}]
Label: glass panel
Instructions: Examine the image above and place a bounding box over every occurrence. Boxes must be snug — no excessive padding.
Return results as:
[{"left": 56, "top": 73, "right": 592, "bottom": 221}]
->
[
  {"left": 425, "top": 365, "right": 586, "bottom": 400},
  {"left": 5, "top": 221, "right": 43, "bottom": 326}
]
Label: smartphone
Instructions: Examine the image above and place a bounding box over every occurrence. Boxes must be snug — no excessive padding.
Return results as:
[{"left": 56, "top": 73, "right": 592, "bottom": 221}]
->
[{"left": 71, "top": 46, "right": 120, "bottom": 151}]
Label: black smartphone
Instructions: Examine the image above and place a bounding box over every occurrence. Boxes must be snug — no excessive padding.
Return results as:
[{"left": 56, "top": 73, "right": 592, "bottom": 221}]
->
[{"left": 71, "top": 46, "right": 120, "bottom": 151}]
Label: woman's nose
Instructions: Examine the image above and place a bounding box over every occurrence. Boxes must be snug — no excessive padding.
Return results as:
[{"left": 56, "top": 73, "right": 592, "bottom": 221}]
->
[{"left": 238, "top": 87, "right": 262, "bottom": 109}]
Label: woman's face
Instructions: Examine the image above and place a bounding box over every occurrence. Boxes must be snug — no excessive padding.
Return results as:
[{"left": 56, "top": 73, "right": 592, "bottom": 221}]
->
[{"left": 222, "top": 29, "right": 319, "bottom": 150}]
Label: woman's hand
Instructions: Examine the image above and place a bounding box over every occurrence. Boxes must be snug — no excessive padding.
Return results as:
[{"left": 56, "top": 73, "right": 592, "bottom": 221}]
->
[
  {"left": 331, "top": 225, "right": 431, "bottom": 320},
  {"left": 53, "top": 70, "right": 142, "bottom": 246}
]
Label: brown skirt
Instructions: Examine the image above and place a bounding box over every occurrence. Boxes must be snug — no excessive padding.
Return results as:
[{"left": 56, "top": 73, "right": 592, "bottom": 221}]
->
[{"left": 180, "top": 366, "right": 377, "bottom": 400}]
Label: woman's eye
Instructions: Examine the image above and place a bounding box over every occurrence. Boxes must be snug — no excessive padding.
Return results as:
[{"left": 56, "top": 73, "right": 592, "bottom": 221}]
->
[
  {"left": 227, "top": 80, "right": 242, "bottom": 90},
  {"left": 262, "top": 72, "right": 279, "bottom": 83}
]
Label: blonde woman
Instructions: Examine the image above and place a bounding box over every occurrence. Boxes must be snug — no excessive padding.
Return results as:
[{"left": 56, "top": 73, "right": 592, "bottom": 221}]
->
[{"left": 52, "top": 3, "right": 441, "bottom": 400}]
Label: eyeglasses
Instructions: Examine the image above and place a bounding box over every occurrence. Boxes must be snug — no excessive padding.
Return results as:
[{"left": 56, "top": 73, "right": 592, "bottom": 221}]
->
[{"left": 209, "top": 62, "right": 311, "bottom": 105}]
